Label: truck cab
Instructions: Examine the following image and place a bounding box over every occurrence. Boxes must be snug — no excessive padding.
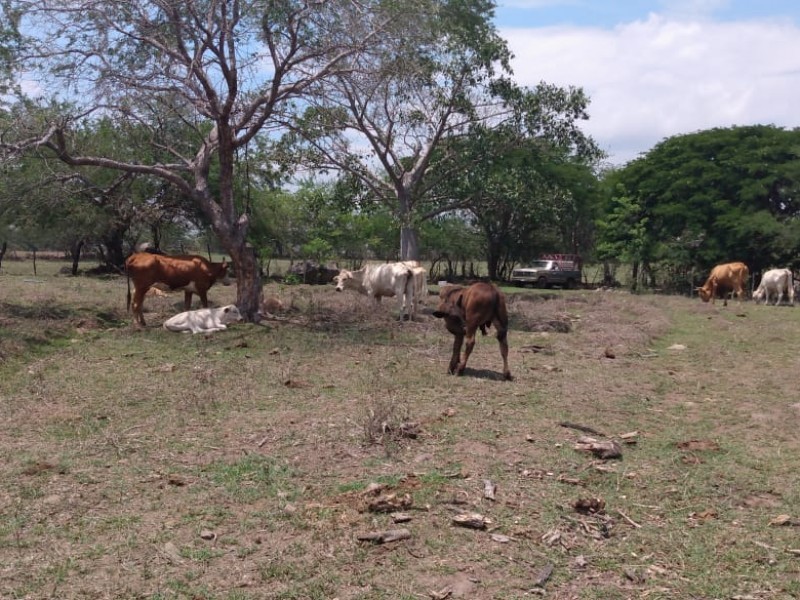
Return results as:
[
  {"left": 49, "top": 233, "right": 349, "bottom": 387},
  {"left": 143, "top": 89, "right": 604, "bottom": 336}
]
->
[{"left": 510, "top": 254, "right": 582, "bottom": 289}]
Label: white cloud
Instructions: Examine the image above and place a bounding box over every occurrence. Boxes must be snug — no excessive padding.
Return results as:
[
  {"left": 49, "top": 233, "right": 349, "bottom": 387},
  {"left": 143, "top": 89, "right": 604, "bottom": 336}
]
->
[{"left": 502, "top": 13, "right": 800, "bottom": 164}]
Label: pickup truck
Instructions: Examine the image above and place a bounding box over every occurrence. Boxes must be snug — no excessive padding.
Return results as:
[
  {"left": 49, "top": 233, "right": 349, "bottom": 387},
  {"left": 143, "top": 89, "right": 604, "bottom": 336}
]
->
[{"left": 510, "top": 258, "right": 582, "bottom": 289}]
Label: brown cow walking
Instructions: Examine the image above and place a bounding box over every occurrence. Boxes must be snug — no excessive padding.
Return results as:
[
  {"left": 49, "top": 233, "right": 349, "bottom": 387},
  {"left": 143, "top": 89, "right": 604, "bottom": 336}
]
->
[
  {"left": 432, "top": 282, "right": 512, "bottom": 380},
  {"left": 125, "top": 253, "right": 230, "bottom": 326},
  {"left": 696, "top": 261, "right": 749, "bottom": 306}
]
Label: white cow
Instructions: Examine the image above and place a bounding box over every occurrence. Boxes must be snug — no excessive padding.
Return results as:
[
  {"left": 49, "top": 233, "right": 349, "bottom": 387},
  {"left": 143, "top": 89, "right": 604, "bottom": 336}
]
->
[
  {"left": 753, "top": 268, "right": 794, "bottom": 306},
  {"left": 163, "top": 304, "right": 243, "bottom": 333},
  {"left": 401, "top": 262, "right": 428, "bottom": 313},
  {"left": 334, "top": 262, "right": 417, "bottom": 320}
]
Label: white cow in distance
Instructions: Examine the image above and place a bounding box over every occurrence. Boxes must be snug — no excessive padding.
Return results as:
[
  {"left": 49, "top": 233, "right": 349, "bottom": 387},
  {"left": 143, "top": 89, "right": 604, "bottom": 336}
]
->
[
  {"left": 753, "top": 268, "right": 794, "bottom": 306},
  {"left": 163, "top": 304, "right": 243, "bottom": 334},
  {"left": 334, "top": 262, "right": 418, "bottom": 320}
]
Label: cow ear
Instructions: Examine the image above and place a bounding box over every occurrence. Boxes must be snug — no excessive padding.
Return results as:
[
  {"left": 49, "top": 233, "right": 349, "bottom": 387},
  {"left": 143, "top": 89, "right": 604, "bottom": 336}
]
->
[{"left": 223, "top": 306, "right": 229, "bottom": 313}]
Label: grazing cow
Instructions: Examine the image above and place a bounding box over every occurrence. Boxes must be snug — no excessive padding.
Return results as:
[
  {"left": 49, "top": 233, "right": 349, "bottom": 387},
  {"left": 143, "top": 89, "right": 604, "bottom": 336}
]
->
[
  {"left": 432, "top": 282, "right": 511, "bottom": 380},
  {"left": 334, "top": 262, "right": 417, "bottom": 320},
  {"left": 125, "top": 253, "right": 231, "bottom": 326},
  {"left": 753, "top": 268, "right": 794, "bottom": 306},
  {"left": 696, "top": 261, "right": 749, "bottom": 306},
  {"left": 163, "top": 304, "right": 242, "bottom": 334}
]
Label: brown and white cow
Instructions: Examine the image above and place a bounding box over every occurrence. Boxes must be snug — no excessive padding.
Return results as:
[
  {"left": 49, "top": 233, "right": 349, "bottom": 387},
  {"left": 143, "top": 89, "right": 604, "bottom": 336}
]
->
[
  {"left": 334, "top": 262, "right": 417, "bottom": 320},
  {"left": 432, "top": 282, "right": 511, "bottom": 380},
  {"left": 696, "top": 261, "right": 749, "bottom": 306},
  {"left": 125, "top": 253, "right": 231, "bottom": 326},
  {"left": 753, "top": 268, "right": 794, "bottom": 306}
]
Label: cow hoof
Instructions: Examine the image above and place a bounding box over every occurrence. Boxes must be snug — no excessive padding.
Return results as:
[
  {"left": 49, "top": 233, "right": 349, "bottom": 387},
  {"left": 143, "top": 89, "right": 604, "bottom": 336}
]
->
[{"left": 504, "top": 372, "right": 513, "bottom": 381}]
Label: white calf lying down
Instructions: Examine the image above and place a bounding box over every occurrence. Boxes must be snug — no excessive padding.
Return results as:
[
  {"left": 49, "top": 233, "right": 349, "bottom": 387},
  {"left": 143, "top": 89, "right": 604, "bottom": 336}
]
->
[{"left": 163, "top": 305, "right": 243, "bottom": 334}]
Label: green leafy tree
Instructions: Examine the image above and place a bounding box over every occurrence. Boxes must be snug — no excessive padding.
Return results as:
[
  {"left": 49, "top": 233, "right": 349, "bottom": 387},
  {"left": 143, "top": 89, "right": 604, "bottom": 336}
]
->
[
  {"left": 431, "top": 112, "right": 601, "bottom": 280},
  {"left": 605, "top": 125, "right": 800, "bottom": 285}
]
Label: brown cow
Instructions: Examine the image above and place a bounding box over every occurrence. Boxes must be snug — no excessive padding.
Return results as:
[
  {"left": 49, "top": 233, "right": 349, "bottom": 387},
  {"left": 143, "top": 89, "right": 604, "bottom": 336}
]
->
[
  {"left": 432, "top": 282, "right": 511, "bottom": 380},
  {"left": 696, "top": 261, "right": 749, "bottom": 306},
  {"left": 125, "top": 253, "right": 231, "bottom": 326}
]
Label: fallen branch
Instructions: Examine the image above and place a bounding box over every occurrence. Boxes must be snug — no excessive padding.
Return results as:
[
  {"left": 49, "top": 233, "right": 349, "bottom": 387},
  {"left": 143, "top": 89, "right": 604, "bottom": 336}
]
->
[
  {"left": 560, "top": 421, "right": 606, "bottom": 437},
  {"left": 356, "top": 529, "right": 411, "bottom": 544},
  {"left": 616, "top": 509, "right": 642, "bottom": 528},
  {"left": 574, "top": 439, "right": 622, "bottom": 459}
]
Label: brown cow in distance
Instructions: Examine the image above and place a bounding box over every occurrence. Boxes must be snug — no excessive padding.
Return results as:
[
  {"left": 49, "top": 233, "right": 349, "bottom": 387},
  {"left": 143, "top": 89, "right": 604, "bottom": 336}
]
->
[
  {"left": 696, "top": 261, "right": 749, "bottom": 306},
  {"left": 125, "top": 253, "right": 231, "bottom": 326},
  {"left": 432, "top": 282, "right": 512, "bottom": 380}
]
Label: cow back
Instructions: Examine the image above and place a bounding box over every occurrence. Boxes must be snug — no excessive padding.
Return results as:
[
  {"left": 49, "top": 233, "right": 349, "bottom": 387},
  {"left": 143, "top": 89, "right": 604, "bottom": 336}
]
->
[{"left": 126, "top": 253, "right": 228, "bottom": 291}]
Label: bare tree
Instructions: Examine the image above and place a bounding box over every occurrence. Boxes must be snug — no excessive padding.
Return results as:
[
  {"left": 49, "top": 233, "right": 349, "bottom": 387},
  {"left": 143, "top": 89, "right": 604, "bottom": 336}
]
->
[
  {"left": 294, "top": 0, "right": 516, "bottom": 260},
  {"left": 1, "top": 0, "right": 388, "bottom": 319}
]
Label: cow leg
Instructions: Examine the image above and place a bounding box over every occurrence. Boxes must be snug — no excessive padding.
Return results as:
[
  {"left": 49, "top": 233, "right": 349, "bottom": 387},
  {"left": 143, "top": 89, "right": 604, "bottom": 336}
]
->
[
  {"left": 183, "top": 290, "right": 202, "bottom": 310},
  {"left": 493, "top": 320, "right": 512, "bottom": 380},
  {"left": 449, "top": 333, "right": 464, "bottom": 375},
  {"left": 132, "top": 287, "right": 148, "bottom": 327},
  {"left": 456, "top": 326, "right": 478, "bottom": 376},
  {"left": 402, "top": 278, "right": 415, "bottom": 321}
]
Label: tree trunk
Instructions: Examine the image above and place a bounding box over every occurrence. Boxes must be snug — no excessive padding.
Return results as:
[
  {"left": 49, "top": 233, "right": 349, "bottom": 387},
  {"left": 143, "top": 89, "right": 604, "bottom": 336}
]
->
[
  {"left": 486, "top": 238, "right": 501, "bottom": 281},
  {"left": 400, "top": 225, "right": 419, "bottom": 261},
  {"left": 227, "top": 244, "right": 262, "bottom": 321},
  {"left": 103, "top": 228, "right": 126, "bottom": 272},
  {"left": 0, "top": 241, "right": 6, "bottom": 270},
  {"left": 70, "top": 239, "right": 84, "bottom": 276}
]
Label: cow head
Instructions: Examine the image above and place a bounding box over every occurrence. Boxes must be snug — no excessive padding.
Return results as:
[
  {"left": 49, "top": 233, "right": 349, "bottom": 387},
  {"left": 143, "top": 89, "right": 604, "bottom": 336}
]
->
[
  {"left": 433, "top": 285, "right": 466, "bottom": 320},
  {"left": 333, "top": 269, "right": 358, "bottom": 292},
  {"left": 219, "top": 304, "right": 243, "bottom": 324},
  {"left": 695, "top": 286, "right": 713, "bottom": 302}
]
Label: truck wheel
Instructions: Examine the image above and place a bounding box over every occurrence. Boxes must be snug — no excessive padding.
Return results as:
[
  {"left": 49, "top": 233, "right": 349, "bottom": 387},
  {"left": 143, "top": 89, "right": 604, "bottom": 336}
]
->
[
  {"left": 537, "top": 277, "right": 548, "bottom": 289},
  {"left": 566, "top": 278, "right": 576, "bottom": 289}
]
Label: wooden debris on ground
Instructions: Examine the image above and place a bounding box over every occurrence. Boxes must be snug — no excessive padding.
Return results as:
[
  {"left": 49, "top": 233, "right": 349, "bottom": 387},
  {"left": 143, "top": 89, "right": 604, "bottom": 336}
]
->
[
  {"left": 366, "top": 492, "right": 413, "bottom": 513},
  {"left": 483, "top": 479, "right": 496, "bottom": 500},
  {"left": 559, "top": 421, "right": 606, "bottom": 437},
  {"left": 769, "top": 514, "right": 796, "bottom": 527},
  {"left": 428, "top": 586, "right": 452, "bottom": 600},
  {"left": 573, "top": 497, "right": 606, "bottom": 515},
  {"left": 574, "top": 437, "right": 622, "bottom": 459},
  {"left": 356, "top": 529, "right": 411, "bottom": 544},
  {"left": 428, "top": 585, "right": 453, "bottom": 600},
  {"left": 452, "top": 512, "right": 492, "bottom": 530},
  {"left": 532, "top": 563, "right": 554, "bottom": 588}
]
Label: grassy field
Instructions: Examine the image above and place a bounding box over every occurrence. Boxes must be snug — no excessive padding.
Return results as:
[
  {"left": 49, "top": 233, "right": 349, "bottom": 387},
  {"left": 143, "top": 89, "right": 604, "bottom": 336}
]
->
[{"left": 1, "top": 260, "right": 799, "bottom": 599}]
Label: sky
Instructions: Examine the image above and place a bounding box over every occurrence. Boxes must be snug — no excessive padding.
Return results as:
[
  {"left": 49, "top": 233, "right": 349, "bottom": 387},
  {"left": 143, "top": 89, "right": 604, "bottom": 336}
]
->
[{"left": 494, "top": 0, "right": 800, "bottom": 166}]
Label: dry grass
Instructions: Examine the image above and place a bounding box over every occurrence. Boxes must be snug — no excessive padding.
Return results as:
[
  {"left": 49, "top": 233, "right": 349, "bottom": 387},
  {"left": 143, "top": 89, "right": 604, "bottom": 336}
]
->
[{"left": 1, "top": 264, "right": 800, "bottom": 600}]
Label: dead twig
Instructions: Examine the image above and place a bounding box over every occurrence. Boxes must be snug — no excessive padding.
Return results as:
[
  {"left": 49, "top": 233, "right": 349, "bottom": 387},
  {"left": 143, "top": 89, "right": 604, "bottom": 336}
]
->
[
  {"left": 616, "top": 509, "right": 642, "bottom": 528},
  {"left": 560, "top": 421, "right": 606, "bottom": 437}
]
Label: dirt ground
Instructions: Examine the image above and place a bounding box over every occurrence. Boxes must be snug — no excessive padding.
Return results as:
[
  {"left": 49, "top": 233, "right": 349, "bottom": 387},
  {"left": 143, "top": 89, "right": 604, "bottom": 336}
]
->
[{"left": 1, "top": 275, "right": 799, "bottom": 599}]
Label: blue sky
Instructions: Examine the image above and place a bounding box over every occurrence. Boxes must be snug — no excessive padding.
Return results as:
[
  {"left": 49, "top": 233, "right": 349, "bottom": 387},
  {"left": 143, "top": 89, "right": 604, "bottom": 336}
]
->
[{"left": 493, "top": 1, "right": 800, "bottom": 165}]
